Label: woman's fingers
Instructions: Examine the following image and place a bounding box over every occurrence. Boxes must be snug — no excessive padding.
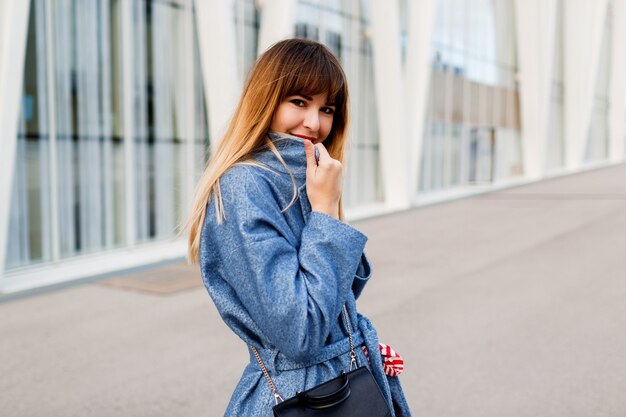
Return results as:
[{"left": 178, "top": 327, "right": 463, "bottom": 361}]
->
[
  {"left": 314, "top": 142, "right": 342, "bottom": 171},
  {"left": 304, "top": 139, "right": 318, "bottom": 172},
  {"left": 315, "top": 142, "right": 331, "bottom": 162},
  {"left": 305, "top": 141, "right": 342, "bottom": 219}
]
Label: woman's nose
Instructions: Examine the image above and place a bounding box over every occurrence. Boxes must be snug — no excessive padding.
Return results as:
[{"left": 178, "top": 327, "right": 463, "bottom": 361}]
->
[{"left": 302, "top": 109, "right": 320, "bottom": 132}]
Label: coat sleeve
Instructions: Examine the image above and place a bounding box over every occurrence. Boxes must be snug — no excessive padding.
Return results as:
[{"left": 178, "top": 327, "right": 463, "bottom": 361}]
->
[
  {"left": 205, "top": 168, "right": 367, "bottom": 362},
  {"left": 352, "top": 253, "right": 372, "bottom": 299}
]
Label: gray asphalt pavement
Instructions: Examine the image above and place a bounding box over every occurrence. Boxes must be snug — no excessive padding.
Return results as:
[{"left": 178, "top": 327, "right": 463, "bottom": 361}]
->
[{"left": 2, "top": 163, "right": 626, "bottom": 417}]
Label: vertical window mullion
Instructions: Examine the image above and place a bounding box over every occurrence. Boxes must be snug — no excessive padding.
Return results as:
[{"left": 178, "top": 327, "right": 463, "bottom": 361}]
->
[
  {"left": 44, "top": 0, "right": 60, "bottom": 263},
  {"left": 100, "top": 0, "right": 115, "bottom": 249},
  {"left": 121, "top": 0, "right": 136, "bottom": 248},
  {"left": 151, "top": 4, "right": 175, "bottom": 239},
  {"left": 183, "top": 0, "right": 195, "bottom": 223}
]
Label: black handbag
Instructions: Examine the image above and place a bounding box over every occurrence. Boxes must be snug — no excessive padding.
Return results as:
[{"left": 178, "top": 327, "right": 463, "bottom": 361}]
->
[{"left": 251, "top": 306, "right": 392, "bottom": 416}]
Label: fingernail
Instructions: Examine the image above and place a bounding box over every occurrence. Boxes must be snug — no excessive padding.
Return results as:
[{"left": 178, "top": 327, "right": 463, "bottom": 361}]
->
[{"left": 314, "top": 147, "right": 320, "bottom": 163}]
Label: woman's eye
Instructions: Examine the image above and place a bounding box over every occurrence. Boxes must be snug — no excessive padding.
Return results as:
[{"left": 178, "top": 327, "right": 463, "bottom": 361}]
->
[
  {"left": 290, "top": 99, "right": 305, "bottom": 107},
  {"left": 321, "top": 107, "right": 335, "bottom": 115}
]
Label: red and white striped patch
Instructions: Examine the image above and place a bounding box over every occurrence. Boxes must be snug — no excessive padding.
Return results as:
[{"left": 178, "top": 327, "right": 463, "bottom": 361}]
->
[{"left": 362, "top": 343, "right": 404, "bottom": 377}]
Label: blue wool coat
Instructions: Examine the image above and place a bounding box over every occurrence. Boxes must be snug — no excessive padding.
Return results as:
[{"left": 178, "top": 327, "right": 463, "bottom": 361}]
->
[{"left": 200, "top": 132, "right": 412, "bottom": 416}]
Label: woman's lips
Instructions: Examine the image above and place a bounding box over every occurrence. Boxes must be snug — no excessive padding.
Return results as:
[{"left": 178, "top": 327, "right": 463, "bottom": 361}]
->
[{"left": 290, "top": 133, "right": 317, "bottom": 141}]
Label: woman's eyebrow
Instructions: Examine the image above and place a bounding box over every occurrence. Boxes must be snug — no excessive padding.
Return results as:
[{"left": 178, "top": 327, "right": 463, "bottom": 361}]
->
[{"left": 293, "top": 94, "right": 334, "bottom": 105}]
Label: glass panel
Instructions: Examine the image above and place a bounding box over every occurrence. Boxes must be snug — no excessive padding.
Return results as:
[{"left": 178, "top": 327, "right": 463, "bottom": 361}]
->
[
  {"left": 5, "top": 0, "right": 209, "bottom": 273},
  {"left": 585, "top": 3, "right": 612, "bottom": 163},
  {"left": 54, "top": 0, "right": 125, "bottom": 257},
  {"left": 193, "top": 6, "right": 210, "bottom": 181},
  {"left": 420, "top": 0, "right": 521, "bottom": 193},
  {"left": 133, "top": 0, "right": 187, "bottom": 242},
  {"left": 295, "top": 0, "right": 384, "bottom": 207},
  {"left": 398, "top": 0, "right": 408, "bottom": 64},
  {"left": 6, "top": 0, "right": 52, "bottom": 270},
  {"left": 546, "top": 0, "right": 565, "bottom": 171},
  {"left": 233, "top": 0, "right": 260, "bottom": 82}
]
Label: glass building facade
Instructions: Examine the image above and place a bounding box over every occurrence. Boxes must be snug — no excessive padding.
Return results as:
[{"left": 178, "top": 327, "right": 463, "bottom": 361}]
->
[
  {"left": 420, "top": 0, "right": 521, "bottom": 192},
  {"left": 4, "top": 0, "right": 383, "bottom": 276},
  {"left": 1, "top": 0, "right": 624, "bottom": 290},
  {"left": 6, "top": 0, "right": 210, "bottom": 271}
]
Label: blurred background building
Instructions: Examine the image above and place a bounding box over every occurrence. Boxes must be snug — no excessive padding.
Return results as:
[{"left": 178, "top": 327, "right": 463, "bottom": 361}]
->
[{"left": 1, "top": 0, "right": 624, "bottom": 294}]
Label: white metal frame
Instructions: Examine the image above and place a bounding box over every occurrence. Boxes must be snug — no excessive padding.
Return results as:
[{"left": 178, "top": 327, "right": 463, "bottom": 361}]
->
[
  {"left": 257, "top": 0, "right": 296, "bottom": 52},
  {"left": 44, "top": 0, "right": 61, "bottom": 262},
  {"left": 183, "top": 0, "right": 197, "bottom": 219},
  {"left": 0, "top": 0, "right": 31, "bottom": 288},
  {"left": 369, "top": 0, "right": 410, "bottom": 210},
  {"left": 121, "top": 0, "right": 137, "bottom": 249},
  {"left": 609, "top": 0, "right": 626, "bottom": 161},
  {"left": 514, "top": 0, "right": 558, "bottom": 179},
  {"left": 194, "top": 0, "right": 239, "bottom": 149},
  {"left": 1, "top": 240, "right": 187, "bottom": 294},
  {"left": 405, "top": 0, "right": 437, "bottom": 199},
  {"left": 564, "top": 0, "right": 610, "bottom": 170}
]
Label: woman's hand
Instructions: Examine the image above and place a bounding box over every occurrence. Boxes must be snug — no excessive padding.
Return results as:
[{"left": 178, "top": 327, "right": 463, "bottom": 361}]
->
[{"left": 304, "top": 139, "right": 342, "bottom": 219}]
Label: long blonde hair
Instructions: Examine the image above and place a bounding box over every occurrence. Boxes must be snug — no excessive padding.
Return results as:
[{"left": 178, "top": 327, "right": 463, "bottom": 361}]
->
[{"left": 185, "top": 38, "right": 350, "bottom": 264}]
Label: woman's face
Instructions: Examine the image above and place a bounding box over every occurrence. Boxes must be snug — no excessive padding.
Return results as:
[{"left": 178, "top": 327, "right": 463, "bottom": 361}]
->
[{"left": 270, "top": 92, "right": 335, "bottom": 144}]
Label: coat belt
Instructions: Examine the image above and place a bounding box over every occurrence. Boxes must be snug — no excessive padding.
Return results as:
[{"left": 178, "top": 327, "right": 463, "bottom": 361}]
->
[{"left": 248, "top": 329, "right": 365, "bottom": 372}]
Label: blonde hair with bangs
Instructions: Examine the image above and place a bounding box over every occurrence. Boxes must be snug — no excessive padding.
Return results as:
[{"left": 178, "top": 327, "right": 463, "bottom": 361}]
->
[{"left": 185, "top": 38, "right": 350, "bottom": 264}]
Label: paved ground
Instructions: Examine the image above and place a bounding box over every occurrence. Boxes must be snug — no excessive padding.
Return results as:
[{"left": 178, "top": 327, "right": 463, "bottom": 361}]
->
[{"left": 2, "top": 163, "right": 626, "bottom": 417}]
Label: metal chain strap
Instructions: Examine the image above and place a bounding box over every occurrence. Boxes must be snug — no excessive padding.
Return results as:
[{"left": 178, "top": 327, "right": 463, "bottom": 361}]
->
[
  {"left": 251, "top": 304, "right": 357, "bottom": 405},
  {"left": 342, "top": 304, "right": 358, "bottom": 371},
  {"left": 251, "top": 345, "right": 284, "bottom": 405}
]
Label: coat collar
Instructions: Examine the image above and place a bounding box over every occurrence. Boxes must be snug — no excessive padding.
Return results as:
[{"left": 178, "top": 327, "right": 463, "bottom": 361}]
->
[
  {"left": 254, "top": 131, "right": 310, "bottom": 180},
  {"left": 254, "top": 132, "right": 315, "bottom": 219}
]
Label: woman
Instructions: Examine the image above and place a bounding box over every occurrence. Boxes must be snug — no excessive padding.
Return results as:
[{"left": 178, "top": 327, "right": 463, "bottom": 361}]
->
[{"left": 186, "top": 38, "right": 411, "bottom": 416}]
